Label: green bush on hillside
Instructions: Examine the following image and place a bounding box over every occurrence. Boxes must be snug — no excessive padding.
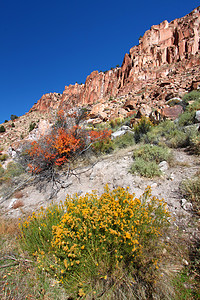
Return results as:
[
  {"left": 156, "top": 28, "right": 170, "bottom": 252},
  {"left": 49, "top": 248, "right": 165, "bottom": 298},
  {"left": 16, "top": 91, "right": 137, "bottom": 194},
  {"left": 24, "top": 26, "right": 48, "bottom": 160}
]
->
[
  {"left": 0, "top": 153, "right": 8, "bottom": 161},
  {"left": 144, "top": 120, "right": 192, "bottom": 148},
  {"left": 0, "top": 164, "right": 5, "bottom": 177},
  {"left": 167, "top": 129, "right": 190, "bottom": 148},
  {"left": 1, "top": 162, "right": 24, "bottom": 181},
  {"left": 29, "top": 122, "right": 36, "bottom": 132},
  {"left": 132, "top": 144, "right": 172, "bottom": 163},
  {"left": 109, "top": 118, "right": 123, "bottom": 129},
  {"left": 10, "top": 114, "right": 18, "bottom": 121},
  {"left": 130, "top": 144, "right": 172, "bottom": 178},
  {"left": 134, "top": 117, "right": 153, "bottom": 143},
  {"left": 0, "top": 125, "right": 6, "bottom": 133},
  {"left": 182, "top": 90, "right": 200, "bottom": 106},
  {"left": 113, "top": 132, "right": 135, "bottom": 149},
  {"left": 181, "top": 171, "right": 200, "bottom": 213},
  {"left": 130, "top": 158, "right": 162, "bottom": 178},
  {"left": 178, "top": 90, "right": 200, "bottom": 126},
  {"left": 178, "top": 111, "right": 196, "bottom": 126}
]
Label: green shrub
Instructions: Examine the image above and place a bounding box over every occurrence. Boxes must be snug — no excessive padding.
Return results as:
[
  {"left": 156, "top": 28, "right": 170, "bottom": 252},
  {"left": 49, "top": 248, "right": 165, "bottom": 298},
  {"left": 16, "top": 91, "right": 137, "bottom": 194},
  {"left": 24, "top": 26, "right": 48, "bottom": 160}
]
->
[
  {"left": 0, "top": 125, "right": 6, "bottom": 133},
  {"left": 189, "top": 131, "right": 200, "bottom": 155},
  {"left": 167, "top": 129, "right": 190, "bottom": 148},
  {"left": 10, "top": 114, "right": 18, "bottom": 121},
  {"left": 0, "top": 164, "right": 5, "bottom": 177},
  {"left": 113, "top": 132, "right": 135, "bottom": 149},
  {"left": 19, "top": 186, "right": 171, "bottom": 299},
  {"left": 130, "top": 145, "right": 172, "bottom": 178},
  {"left": 178, "top": 91, "right": 200, "bottom": 126},
  {"left": 144, "top": 120, "right": 176, "bottom": 144},
  {"left": 182, "top": 90, "right": 200, "bottom": 106},
  {"left": 145, "top": 121, "right": 191, "bottom": 148},
  {"left": 92, "top": 139, "right": 114, "bottom": 154},
  {"left": 172, "top": 268, "right": 200, "bottom": 300},
  {"left": 0, "top": 153, "right": 8, "bottom": 161},
  {"left": 134, "top": 117, "right": 153, "bottom": 143},
  {"left": 187, "top": 98, "right": 200, "bottom": 112},
  {"left": 178, "top": 111, "right": 196, "bottom": 126},
  {"left": 181, "top": 171, "right": 200, "bottom": 212},
  {"left": 130, "top": 158, "right": 162, "bottom": 177},
  {"left": 109, "top": 118, "right": 123, "bottom": 129},
  {"left": 93, "top": 122, "right": 110, "bottom": 130},
  {"left": 29, "top": 122, "right": 36, "bottom": 132},
  {"left": 133, "top": 144, "right": 172, "bottom": 163},
  {"left": 19, "top": 203, "right": 64, "bottom": 254},
  {"left": 5, "top": 162, "right": 24, "bottom": 178}
]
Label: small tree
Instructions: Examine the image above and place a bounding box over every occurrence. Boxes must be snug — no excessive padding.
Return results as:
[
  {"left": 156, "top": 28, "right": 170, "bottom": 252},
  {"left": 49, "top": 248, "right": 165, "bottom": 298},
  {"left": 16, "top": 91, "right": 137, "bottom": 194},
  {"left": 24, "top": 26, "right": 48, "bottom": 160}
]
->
[
  {"left": 0, "top": 125, "right": 6, "bottom": 133},
  {"left": 10, "top": 114, "right": 18, "bottom": 121},
  {"left": 29, "top": 122, "right": 36, "bottom": 132}
]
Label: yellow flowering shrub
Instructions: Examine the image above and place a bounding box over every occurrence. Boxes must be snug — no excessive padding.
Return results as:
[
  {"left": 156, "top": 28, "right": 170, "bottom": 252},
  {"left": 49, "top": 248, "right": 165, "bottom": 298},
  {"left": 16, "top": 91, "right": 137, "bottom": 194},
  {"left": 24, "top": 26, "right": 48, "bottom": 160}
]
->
[
  {"left": 51, "top": 186, "right": 170, "bottom": 296},
  {"left": 19, "top": 202, "right": 64, "bottom": 254},
  {"left": 19, "top": 186, "right": 171, "bottom": 298}
]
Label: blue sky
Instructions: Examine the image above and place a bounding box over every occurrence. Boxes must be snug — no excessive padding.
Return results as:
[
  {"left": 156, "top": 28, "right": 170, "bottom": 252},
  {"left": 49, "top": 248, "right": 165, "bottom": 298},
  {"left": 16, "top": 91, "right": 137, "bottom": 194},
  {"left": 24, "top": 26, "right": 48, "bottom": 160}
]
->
[{"left": 0, "top": 0, "right": 199, "bottom": 124}]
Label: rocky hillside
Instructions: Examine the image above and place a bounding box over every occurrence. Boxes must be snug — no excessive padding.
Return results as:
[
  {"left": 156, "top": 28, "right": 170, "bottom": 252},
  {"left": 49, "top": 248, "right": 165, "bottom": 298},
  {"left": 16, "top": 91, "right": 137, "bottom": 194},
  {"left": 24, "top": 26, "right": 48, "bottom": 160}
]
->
[
  {"left": 0, "top": 7, "right": 199, "bottom": 150},
  {"left": 59, "top": 6, "right": 200, "bottom": 110}
]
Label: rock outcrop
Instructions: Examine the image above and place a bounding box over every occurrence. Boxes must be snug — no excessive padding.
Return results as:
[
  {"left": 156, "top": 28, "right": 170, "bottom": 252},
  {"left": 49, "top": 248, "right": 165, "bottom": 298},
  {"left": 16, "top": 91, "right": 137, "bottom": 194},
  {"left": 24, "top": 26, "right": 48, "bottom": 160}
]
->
[
  {"left": 1, "top": 7, "right": 199, "bottom": 152},
  {"left": 30, "top": 92, "right": 62, "bottom": 112},
  {"left": 58, "top": 6, "right": 200, "bottom": 112},
  {"left": 1, "top": 6, "right": 199, "bottom": 152}
]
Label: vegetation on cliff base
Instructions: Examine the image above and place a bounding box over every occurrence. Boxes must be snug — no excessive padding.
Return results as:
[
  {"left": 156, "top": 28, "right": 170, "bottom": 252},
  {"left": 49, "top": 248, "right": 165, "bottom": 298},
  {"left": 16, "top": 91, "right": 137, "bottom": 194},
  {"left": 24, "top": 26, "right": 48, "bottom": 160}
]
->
[{"left": 0, "top": 91, "right": 200, "bottom": 299}]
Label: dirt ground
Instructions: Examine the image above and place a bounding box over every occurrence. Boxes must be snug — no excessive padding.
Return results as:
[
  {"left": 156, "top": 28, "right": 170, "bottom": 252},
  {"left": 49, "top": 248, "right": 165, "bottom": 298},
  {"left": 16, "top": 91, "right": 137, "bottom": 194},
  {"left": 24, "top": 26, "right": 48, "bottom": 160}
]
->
[{"left": 1, "top": 147, "right": 199, "bottom": 227}]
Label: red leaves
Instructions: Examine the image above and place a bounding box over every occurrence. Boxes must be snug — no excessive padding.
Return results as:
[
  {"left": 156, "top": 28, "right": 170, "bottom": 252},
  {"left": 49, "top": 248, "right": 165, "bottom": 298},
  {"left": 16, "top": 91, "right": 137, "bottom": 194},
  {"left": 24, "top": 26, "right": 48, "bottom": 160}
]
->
[
  {"left": 53, "top": 128, "right": 80, "bottom": 157},
  {"left": 26, "top": 117, "right": 112, "bottom": 175},
  {"left": 27, "top": 126, "right": 82, "bottom": 173},
  {"left": 89, "top": 129, "right": 112, "bottom": 142}
]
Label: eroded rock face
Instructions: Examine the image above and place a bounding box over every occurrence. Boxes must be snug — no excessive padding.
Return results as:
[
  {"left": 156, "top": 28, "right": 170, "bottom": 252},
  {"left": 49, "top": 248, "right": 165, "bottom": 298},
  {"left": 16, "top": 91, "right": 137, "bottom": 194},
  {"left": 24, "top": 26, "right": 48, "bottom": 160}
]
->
[
  {"left": 30, "top": 93, "right": 62, "bottom": 112},
  {"left": 29, "top": 7, "right": 200, "bottom": 124},
  {"left": 57, "top": 7, "right": 200, "bottom": 110}
]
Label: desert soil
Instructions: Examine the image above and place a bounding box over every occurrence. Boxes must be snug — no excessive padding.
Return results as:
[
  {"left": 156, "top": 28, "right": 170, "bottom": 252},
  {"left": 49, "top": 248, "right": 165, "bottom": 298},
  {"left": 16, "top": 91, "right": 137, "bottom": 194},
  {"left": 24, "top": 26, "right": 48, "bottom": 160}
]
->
[{"left": 0, "top": 147, "right": 199, "bottom": 232}]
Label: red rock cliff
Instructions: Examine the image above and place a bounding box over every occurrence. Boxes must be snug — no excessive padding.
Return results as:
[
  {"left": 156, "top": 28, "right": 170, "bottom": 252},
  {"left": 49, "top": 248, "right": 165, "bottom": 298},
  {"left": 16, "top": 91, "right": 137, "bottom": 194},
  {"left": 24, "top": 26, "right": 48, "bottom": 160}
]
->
[
  {"left": 32, "top": 7, "right": 200, "bottom": 113},
  {"left": 30, "top": 92, "right": 62, "bottom": 112}
]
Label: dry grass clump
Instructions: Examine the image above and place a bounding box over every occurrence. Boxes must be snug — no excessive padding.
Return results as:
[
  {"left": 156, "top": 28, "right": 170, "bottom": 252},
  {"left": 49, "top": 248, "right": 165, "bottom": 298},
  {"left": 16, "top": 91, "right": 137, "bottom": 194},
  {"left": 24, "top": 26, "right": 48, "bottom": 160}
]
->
[
  {"left": 0, "top": 217, "right": 68, "bottom": 300},
  {"left": 13, "top": 191, "right": 24, "bottom": 199},
  {"left": 0, "top": 217, "right": 19, "bottom": 235},
  {"left": 12, "top": 199, "right": 24, "bottom": 209}
]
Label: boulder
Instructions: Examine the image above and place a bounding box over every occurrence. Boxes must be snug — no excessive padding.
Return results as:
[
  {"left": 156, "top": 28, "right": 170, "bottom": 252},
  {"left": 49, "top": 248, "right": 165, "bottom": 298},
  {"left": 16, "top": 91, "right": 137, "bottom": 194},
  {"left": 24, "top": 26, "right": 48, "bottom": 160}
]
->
[
  {"left": 195, "top": 110, "right": 200, "bottom": 122},
  {"left": 159, "top": 161, "right": 169, "bottom": 172},
  {"left": 161, "top": 105, "right": 183, "bottom": 120},
  {"left": 111, "top": 130, "right": 127, "bottom": 140}
]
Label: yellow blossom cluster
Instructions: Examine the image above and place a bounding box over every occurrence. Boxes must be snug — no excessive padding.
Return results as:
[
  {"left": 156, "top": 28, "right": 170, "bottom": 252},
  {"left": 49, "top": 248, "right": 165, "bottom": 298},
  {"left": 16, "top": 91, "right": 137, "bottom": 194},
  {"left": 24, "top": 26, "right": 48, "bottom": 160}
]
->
[
  {"left": 51, "top": 185, "right": 170, "bottom": 278},
  {"left": 19, "top": 185, "right": 171, "bottom": 297}
]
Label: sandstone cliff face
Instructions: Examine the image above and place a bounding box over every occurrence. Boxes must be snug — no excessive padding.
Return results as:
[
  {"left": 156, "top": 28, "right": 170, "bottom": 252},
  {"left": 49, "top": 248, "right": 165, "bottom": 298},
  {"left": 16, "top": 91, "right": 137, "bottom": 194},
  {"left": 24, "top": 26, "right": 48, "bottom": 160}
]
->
[
  {"left": 1, "top": 8, "right": 200, "bottom": 150},
  {"left": 30, "top": 7, "right": 200, "bottom": 119},
  {"left": 123, "top": 7, "right": 200, "bottom": 83},
  {"left": 30, "top": 92, "right": 62, "bottom": 112}
]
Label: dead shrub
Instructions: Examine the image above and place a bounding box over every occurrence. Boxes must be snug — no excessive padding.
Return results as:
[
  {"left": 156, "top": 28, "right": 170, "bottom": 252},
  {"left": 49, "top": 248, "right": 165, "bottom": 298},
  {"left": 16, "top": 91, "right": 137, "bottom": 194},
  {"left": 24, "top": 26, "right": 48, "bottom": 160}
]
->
[
  {"left": 12, "top": 199, "right": 24, "bottom": 209},
  {"left": 14, "top": 191, "right": 24, "bottom": 199},
  {"left": 0, "top": 218, "right": 19, "bottom": 235}
]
